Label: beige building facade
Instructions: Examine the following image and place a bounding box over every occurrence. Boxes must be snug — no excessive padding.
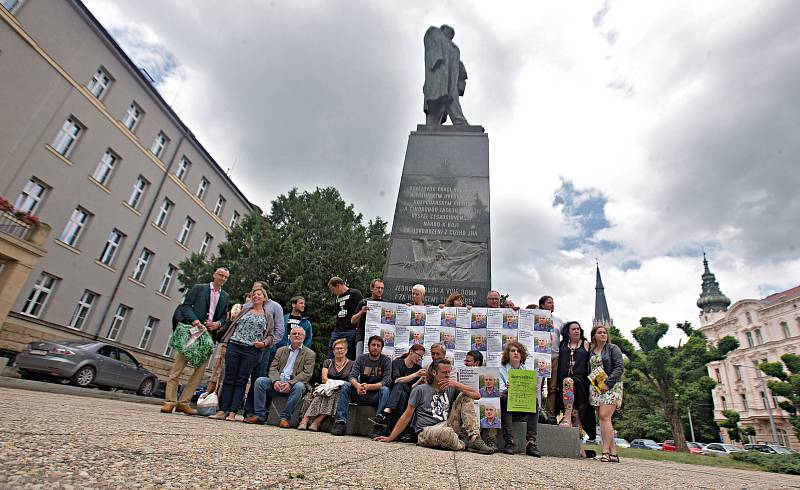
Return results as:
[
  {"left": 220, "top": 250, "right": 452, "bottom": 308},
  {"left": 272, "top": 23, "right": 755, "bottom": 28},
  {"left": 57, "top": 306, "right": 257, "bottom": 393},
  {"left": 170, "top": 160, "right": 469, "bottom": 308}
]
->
[
  {"left": 0, "top": 0, "right": 256, "bottom": 375},
  {"left": 697, "top": 257, "right": 800, "bottom": 449}
]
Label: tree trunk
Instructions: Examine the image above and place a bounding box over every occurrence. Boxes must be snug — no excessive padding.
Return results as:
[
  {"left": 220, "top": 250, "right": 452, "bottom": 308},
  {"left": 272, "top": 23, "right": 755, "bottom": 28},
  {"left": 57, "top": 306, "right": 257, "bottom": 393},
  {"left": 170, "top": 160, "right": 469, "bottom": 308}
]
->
[{"left": 665, "top": 400, "right": 689, "bottom": 452}]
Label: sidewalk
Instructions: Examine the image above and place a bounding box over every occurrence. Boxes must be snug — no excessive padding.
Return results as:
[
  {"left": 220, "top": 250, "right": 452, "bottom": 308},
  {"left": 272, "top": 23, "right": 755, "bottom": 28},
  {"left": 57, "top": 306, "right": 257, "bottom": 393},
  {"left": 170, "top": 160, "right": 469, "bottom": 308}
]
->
[{"left": 2, "top": 386, "right": 799, "bottom": 489}]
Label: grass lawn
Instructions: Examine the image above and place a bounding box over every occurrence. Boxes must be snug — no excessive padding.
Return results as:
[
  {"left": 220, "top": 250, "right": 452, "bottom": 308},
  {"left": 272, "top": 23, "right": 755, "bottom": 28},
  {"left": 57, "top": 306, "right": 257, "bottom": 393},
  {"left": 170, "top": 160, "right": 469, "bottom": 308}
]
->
[{"left": 584, "top": 445, "right": 763, "bottom": 472}]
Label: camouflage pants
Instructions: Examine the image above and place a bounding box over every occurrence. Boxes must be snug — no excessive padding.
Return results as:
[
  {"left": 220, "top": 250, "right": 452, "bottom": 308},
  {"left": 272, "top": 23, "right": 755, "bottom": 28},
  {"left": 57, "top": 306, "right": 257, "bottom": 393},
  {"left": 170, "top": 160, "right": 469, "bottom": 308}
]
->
[{"left": 417, "top": 393, "right": 479, "bottom": 451}]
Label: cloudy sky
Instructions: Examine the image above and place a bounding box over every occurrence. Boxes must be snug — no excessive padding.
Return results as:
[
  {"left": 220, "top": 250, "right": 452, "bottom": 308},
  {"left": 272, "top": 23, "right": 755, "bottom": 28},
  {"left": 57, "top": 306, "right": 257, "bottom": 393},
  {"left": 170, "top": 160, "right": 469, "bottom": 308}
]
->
[{"left": 83, "top": 0, "right": 800, "bottom": 345}]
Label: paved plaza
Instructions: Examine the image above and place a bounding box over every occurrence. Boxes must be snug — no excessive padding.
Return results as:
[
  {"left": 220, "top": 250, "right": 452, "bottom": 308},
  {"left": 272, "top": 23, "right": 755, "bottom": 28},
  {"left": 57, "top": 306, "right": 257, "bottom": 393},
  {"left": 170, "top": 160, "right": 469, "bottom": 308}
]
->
[{"left": 1, "top": 387, "right": 798, "bottom": 489}]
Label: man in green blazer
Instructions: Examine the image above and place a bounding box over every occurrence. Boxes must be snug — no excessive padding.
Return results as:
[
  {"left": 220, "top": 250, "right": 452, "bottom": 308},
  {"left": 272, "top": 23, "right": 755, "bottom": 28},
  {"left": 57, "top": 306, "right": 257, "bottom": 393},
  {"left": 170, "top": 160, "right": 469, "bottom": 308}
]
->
[
  {"left": 162, "top": 267, "right": 230, "bottom": 415},
  {"left": 244, "top": 326, "right": 316, "bottom": 427}
]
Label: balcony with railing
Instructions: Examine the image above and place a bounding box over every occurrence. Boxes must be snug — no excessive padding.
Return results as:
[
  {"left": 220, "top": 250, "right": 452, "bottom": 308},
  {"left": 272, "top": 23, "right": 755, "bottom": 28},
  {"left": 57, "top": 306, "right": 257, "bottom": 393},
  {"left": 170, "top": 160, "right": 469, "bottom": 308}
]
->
[{"left": 0, "top": 211, "right": 35, "bottom": 241}]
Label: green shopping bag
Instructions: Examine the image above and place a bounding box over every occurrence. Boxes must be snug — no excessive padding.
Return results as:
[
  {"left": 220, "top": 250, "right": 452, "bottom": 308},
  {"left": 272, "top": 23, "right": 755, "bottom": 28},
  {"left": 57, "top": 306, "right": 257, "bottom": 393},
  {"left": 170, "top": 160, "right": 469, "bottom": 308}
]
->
[{"left": 169, "top": 323, "right": 214, "bottom": 368}]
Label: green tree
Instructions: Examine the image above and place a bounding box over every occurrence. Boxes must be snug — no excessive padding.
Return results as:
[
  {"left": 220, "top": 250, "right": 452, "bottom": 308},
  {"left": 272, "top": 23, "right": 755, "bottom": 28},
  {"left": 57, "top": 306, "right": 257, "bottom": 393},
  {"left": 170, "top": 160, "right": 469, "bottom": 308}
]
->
[
  {"left": 626, "top": 317, "right": 738, "bottom": 451},
  {"left": 177, "top": 187, "right": 389, "bottom": 372},
  {"left": 761, "top": 353, "right": 800, "bottom": 440},
  {"left": 719, "top": 410, "right": 756, "bottom": 443}
]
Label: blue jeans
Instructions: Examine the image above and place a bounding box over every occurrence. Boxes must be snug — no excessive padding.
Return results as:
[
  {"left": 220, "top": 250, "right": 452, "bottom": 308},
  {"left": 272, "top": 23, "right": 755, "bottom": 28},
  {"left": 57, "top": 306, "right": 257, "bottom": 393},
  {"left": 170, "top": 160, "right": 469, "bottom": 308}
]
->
[
  {"left": 334, "top": 383, "right": 390, "bottom": 423},
  {"left": 329, "top": 329, "right": 357, "bottom": 361},
  {"left": 253, "top": 377, "right": 306, "bottom": 421},
  {"left": 243, "top": 347, "right": 275, "bottom": 415},
  {"left": 218, "top": 342, "right": 262, "bottom": 413}
]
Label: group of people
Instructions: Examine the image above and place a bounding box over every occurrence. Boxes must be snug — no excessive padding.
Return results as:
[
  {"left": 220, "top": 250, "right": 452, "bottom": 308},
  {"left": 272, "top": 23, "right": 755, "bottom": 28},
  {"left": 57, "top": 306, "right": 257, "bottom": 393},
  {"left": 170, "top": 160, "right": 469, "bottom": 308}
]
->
[{"left": 160, "top": 271, "right": 625, "bottom": 462}]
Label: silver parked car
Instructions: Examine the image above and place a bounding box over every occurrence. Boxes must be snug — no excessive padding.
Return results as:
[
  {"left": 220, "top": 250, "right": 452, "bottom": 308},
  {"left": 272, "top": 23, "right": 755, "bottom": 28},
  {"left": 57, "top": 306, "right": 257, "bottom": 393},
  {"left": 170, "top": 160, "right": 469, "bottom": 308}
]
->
[
  {"left": 15, "top": 340, "right": 158, "bottom": 396},
  {"left": 702, "top": 443, "right": 744, "bottom": 456}
]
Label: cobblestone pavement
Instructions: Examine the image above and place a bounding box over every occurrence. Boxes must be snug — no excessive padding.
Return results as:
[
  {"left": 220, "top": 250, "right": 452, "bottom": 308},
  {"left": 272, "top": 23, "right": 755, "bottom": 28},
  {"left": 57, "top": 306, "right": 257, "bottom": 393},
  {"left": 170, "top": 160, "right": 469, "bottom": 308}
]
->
[{"left": 1, "top": 387, "right": 799, "bottom": 489}]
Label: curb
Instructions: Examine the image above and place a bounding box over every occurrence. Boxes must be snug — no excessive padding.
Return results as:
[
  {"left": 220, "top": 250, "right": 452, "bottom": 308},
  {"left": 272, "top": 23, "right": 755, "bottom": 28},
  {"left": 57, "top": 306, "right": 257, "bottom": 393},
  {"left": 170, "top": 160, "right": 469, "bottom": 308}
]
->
[{"left": 0, "top": 376, "right": 165, "bottom": 406}]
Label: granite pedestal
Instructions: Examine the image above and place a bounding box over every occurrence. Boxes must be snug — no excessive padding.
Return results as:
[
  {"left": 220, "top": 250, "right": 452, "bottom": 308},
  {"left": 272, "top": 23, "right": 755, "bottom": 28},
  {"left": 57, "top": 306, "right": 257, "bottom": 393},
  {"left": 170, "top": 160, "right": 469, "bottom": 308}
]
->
[
  {"left": 383, "top": 125, "right": 491, "bottom": 305},
  {"left": 496, "top": 423, "right": 582, "bottom": 457}
]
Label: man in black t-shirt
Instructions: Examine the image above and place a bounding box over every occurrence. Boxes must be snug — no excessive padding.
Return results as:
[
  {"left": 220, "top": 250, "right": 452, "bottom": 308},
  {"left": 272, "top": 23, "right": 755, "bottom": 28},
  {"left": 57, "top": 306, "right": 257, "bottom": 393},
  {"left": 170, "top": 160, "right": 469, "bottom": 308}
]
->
[
  {"left": 350, "top": 278, "right": 384, "bottom": 356},
  {"left": 327, "top": 276, "right": 363, "bottom": 360}
]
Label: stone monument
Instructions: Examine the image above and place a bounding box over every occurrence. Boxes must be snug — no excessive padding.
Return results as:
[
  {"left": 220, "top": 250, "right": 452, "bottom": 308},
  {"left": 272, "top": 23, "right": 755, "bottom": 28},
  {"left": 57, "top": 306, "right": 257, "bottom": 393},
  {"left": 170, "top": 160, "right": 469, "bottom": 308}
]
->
[{"left": 382, "top": 25, "right": 491, "bottom": 306}]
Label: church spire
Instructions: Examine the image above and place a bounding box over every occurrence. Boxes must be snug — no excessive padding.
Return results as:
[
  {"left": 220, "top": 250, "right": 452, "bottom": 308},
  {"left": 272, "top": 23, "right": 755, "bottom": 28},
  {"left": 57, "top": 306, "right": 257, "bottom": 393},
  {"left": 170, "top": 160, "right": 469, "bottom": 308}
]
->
[
  {"left": 593, "top": 261, "right": 613, "bottom": 327},
  {"left": 697, "top": 252, "right": 731, "bottom": 313}
]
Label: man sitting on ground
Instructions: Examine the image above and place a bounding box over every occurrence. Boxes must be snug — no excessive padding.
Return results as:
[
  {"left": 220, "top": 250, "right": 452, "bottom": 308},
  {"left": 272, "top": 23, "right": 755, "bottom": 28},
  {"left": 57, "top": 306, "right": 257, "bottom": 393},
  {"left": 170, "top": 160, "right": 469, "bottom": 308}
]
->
[
  {"left": 245, "top": 327, "right": 315, "bottom": 427},
  {"left": 331, "top": 335, "right": 392, "bottom": 437},
  {"left": 375, "top": 359, "right": 494, "bottom": 455}
]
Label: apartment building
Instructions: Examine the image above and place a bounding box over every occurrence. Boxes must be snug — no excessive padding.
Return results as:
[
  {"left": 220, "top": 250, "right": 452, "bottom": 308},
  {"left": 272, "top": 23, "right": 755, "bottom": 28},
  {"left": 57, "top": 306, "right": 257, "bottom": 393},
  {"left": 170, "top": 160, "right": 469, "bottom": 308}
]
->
[
  {"left": 696, "top": 256, "right": 799, "bottom": 449},
  {"left": 0, "top": 0, "right": 256, "bottom": 373}
]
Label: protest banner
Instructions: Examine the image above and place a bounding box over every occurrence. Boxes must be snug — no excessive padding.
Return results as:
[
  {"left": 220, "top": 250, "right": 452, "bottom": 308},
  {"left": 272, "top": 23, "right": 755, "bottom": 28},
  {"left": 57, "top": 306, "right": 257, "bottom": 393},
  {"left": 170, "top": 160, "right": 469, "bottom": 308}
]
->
[{"left": 507, "top": 369, "right": 537, "bottom": 412}]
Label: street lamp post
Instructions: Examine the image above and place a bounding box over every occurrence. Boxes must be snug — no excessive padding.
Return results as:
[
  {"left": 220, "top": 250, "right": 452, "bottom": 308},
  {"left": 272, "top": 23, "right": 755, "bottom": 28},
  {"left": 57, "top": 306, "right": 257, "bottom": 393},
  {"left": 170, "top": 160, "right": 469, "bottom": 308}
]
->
[{"left": 735, "top": 364, "right": 778, "bottom": 443}]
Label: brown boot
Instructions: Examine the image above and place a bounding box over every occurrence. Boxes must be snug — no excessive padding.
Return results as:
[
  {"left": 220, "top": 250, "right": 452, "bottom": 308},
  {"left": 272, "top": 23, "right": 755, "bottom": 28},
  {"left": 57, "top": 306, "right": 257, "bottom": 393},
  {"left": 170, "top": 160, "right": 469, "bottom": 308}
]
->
[
  {"left": 174, "top": 403, "right": 197, "bottom": 415},
  {"left": 160, "top": 403, "right": 174, "bottom": 413}
]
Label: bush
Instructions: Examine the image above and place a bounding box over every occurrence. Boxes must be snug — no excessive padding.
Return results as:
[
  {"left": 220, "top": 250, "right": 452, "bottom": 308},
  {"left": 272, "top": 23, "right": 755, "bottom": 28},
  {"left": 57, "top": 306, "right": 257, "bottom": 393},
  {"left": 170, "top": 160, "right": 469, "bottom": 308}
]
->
[{"left": 731, "top": 451, "right": 800, "bottom": 474}]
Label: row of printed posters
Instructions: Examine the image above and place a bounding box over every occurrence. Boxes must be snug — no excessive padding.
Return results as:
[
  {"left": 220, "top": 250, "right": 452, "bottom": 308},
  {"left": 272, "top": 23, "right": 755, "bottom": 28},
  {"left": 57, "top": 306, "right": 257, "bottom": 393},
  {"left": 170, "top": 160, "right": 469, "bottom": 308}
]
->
[{"left": 364, "top": 302, "right": 555, "bottom": 428}]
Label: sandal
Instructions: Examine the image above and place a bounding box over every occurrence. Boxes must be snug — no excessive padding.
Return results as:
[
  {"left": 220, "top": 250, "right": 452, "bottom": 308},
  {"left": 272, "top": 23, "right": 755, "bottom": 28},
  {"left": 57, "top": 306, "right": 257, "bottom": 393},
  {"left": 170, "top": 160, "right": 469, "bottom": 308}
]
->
[
  {"left": 600, "top": 452, "right": 611, "bottom": 462},
  {"left": 609, "top": 453, "right": 620, "bottom": 463}
]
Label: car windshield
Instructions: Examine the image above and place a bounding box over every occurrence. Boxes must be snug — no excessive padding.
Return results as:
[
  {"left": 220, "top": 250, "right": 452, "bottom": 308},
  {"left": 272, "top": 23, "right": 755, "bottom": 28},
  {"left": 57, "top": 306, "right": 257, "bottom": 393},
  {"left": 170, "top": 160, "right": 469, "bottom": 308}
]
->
[
  {"left": 771, "top": 446, "right": 793, "bottom": 454},
  {"left": 642, "top": 440, "right": 657, "bottom": 445},
  {"left": 615, "top": 438, "right": 629, "bottom": 443},
  {"left": 687, "top": 443, "right": 700, "bottom": 449},
  {"left": 720, "top": 444, "right": 738, "bottom": 451}
]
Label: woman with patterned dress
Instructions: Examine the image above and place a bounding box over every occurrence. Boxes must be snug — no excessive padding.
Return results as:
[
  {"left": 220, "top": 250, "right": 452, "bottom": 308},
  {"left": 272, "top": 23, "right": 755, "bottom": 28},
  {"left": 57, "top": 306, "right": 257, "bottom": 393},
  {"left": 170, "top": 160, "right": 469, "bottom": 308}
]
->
[
  {"left": 297, "top": 338, "right": 353, "bottom": 431},
  {"left": 589, "top": 325, "right": 624, "bottom": 462}
]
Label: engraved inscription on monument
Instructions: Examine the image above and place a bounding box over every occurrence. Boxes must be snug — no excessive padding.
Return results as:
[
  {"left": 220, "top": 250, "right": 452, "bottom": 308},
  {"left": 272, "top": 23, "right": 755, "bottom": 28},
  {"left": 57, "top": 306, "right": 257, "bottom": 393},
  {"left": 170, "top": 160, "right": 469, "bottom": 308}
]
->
[{"left": 383, "top": 130, "right": 491, "bottom": 305}]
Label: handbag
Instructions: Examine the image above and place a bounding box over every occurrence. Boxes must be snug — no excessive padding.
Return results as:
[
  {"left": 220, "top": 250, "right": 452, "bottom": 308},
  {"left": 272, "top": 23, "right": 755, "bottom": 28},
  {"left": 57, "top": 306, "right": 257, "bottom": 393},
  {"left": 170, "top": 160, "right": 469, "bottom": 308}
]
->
[
  {"left": 196, "top": 392, "right": 218, "bottom": 416},
  {"left": 168, "top": 322, "right": 214, "bottom": 368}
]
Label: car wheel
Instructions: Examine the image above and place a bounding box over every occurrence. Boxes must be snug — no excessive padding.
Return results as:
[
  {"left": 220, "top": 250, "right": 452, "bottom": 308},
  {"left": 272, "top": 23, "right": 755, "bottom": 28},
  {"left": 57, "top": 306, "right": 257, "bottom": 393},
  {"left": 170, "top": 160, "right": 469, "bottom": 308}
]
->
[
  {"left": 137, "top": 378, "right": 155, "bottom": 396},
  {"left": 71, "top": 366, "right": 95, "bottom": 387}
]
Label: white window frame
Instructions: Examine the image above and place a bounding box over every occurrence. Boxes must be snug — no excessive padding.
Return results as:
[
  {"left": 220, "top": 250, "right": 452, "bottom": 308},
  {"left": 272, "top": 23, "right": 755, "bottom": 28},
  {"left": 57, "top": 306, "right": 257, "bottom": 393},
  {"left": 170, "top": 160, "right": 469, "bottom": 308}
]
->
[
  {"left": 99, "top": 229, "right": 124, "bottom": 266},
  {"left": 131, "top": 248, "right": 153, "bottom": 282},
  {"left": 782, "top": 321, "right": 791, "bottom": 339},
  {"left": 59, "top": 207, "right": 90, "bottom": 247},
  {"left": 164, "top": 343, "right": 175, "bottom": 357},
  {"left": 122, "top": 102, "right": 142, "bottom": 131},
  {"left": 153, "top": 198, "right": 173, "bottom": 229},
  {"left": 196, "top": 178, "right": 209, "bottom": 200},
  {"left": 745, "top": 331, "right": 754, "bottom": 348},
  {"left": 213, "top": 195, "right": 226, "bottom": 216},
  {"left": 230, "top": 211, "right": 240, "bottom": 228},
  {"left": 14, "top": 178, "right": 47, "bottom": 214},
  {"left": 107, "top": 304, "right": 130, "bottom": 341},
  {"left": 139, "top": 317, "right": 157, "bottom": 349},
  {"left": 1, "top": 0, "right": 24, "bottom": 14},
  {"left": 175, "top": 156, "right": 191, "bottom": 181},
  {"left": 69, "top": 290, "right": 97, "bottom": 330},
  {"left": 127, "top": 176, "right": 149, "bottom": 209},
  {"left": 21, "top": 273, "right": 57, "bottom": 318},
  {"left": 92, "top": 150, "right": 118, "bottom": 186},
  {"left": 199, "top": 233, "right": 213, "bottom": 255},
  {"left": 150, "top": 131, "right": 169, "bottom": 158},
  {"left": 159, "top": 264, "right": 177, "bottom": 295},
  {"left": 87, "top": 67, "right": 112, "bottom": 99},
  {"left": 177, "top": 217, "right": 194, "bottom": 245},
  {"left": 754, "top": 328, "right": 763, "bottom": 345},
  {"left": 51, "top": 117, "right": 82, "bottom": 156}
]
